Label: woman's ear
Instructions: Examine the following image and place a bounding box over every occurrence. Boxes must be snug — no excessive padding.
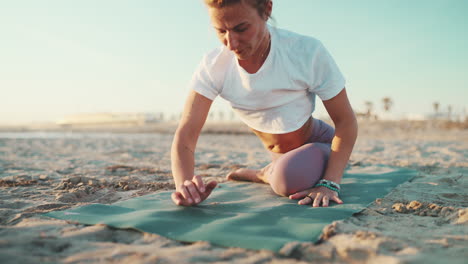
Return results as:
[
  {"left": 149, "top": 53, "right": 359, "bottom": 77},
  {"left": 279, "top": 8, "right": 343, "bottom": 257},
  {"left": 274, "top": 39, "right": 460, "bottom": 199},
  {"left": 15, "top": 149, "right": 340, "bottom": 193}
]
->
[{"left": 264, "top": 0, "right": 273, "bottom": 20}]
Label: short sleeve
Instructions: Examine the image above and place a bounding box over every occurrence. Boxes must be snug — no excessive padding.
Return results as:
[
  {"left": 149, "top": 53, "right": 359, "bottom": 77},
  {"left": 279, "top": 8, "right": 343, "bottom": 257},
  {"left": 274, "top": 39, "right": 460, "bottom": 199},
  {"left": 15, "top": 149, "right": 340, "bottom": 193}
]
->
[
  {"left": 308, "top": 42, "right": 346, "bottom": 100},
  {"left": 188, "top": 55, "right": 220, "bottom": 101}
]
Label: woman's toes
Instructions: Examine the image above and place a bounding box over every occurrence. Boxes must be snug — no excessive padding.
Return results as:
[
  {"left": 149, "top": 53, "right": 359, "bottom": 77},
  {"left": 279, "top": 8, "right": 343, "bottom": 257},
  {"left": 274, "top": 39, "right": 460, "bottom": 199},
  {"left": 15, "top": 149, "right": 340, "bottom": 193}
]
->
[
  {"left": 226, "top": 171, "right": 236, "bottom": 180},
  {"left": 226, "top": 169, "right": 244, "bottom": 181},
  {"left": 227, "top": 169, "right": 261, "bottom": 182}
]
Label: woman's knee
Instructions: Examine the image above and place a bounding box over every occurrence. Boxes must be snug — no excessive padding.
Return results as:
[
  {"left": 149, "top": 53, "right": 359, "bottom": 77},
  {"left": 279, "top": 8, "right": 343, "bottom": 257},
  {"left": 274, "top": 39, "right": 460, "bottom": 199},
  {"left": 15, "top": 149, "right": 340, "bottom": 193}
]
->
[{"left": 268, "top": 143, "right": 331, "bottom": 196}]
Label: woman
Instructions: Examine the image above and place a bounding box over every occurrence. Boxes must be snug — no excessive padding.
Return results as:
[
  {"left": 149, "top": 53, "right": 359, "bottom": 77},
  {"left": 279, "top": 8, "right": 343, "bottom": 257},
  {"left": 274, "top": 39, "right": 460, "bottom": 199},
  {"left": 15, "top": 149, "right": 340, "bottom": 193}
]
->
[{"left": 171, "top": 0, "right": 357, "bottom": 207}]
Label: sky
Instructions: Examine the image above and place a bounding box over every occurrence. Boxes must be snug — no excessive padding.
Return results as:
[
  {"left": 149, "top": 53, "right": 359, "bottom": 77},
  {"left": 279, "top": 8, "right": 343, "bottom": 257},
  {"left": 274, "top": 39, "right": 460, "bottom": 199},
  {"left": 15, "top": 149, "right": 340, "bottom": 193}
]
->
[{"left": 1, "top": 0, "right": 467, "bottom": 124}]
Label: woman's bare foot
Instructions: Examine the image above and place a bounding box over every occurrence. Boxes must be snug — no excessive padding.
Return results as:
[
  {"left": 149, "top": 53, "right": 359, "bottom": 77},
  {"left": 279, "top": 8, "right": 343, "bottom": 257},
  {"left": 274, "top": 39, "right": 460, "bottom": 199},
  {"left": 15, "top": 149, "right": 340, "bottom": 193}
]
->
[{"left": 226, "top": 166, "right": 270, "bottom": 184}]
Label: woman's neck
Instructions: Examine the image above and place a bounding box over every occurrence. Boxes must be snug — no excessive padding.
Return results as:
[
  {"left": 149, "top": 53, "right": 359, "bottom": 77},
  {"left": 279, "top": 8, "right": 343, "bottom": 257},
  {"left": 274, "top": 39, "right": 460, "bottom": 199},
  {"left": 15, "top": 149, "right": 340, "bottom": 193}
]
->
[{"left": 238, "top": 31, "right": 271, "bottom": 74}]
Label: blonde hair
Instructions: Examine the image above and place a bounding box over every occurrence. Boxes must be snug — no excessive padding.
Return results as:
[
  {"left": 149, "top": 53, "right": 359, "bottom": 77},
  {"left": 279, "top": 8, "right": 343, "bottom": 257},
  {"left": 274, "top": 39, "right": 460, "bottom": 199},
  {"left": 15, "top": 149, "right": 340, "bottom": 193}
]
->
[{"left": 204, "top": 0, "right": 272, "bottom": 20}]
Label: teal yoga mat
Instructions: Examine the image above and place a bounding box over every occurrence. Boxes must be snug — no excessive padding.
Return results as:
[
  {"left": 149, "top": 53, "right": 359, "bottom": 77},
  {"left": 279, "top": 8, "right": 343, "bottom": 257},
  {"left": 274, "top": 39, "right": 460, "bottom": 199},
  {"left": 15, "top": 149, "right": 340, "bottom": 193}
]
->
[{"left": 45, "top": 166, "right": 417, "bottom": 251}]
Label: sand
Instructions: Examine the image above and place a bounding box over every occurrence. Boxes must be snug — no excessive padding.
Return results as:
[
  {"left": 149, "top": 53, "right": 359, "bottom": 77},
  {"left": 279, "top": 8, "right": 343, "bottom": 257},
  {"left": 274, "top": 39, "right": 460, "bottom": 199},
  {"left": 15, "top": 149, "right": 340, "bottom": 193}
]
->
[{"left": 0, "top": 121, "right": 467, "bottom": 264}]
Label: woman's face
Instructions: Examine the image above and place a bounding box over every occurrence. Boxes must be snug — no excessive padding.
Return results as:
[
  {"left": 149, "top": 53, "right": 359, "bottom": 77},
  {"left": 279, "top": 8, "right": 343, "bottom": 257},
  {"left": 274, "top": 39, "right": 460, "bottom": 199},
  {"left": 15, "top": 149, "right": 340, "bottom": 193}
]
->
[{"left": 207, "top": 1, "right": 270, "bottom": 60}]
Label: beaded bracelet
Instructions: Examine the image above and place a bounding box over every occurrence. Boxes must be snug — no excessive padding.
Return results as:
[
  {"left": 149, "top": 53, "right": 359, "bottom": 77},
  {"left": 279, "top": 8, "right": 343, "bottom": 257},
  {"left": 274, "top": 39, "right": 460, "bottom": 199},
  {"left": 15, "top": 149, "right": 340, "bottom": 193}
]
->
[
  {"left": 316, "top": 179, "right": 341, "bottom": 190},
  {"left": 314, "top": 183, "right": 340, "bottom": 194}
]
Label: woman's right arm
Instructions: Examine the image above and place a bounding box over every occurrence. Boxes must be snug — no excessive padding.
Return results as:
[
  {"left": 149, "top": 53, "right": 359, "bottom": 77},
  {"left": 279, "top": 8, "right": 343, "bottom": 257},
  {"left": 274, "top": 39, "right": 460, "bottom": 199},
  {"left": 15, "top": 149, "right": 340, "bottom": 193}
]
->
[{"left": 171, "top": 90, "right": 217, "bottom": 206}]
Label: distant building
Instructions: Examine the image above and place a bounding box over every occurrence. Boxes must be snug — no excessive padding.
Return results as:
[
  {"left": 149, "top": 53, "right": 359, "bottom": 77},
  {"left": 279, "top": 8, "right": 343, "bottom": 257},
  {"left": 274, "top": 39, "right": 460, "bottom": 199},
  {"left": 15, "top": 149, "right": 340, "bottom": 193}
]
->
[{"left": 56, "top": 112, "right": 162, "bottom": 128}]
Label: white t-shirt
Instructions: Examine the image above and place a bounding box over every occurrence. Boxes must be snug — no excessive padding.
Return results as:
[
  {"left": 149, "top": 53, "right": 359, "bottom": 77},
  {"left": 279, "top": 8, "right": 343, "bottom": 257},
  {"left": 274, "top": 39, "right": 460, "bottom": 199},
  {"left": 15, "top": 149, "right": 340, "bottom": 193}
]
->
[{"left": 189, "top": 26, "right": 345, "bottom": 134}]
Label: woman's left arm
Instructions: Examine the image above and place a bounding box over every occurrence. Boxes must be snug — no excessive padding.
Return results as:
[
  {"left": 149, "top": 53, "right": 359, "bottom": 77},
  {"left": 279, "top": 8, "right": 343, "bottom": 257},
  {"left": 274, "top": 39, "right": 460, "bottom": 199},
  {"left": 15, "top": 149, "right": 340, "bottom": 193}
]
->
[
  {"left": 289, "top": 88, "right": 357, "bottom": 207},
  {"left": 321, "top": 88, "right": 357, "bottom": 185}
]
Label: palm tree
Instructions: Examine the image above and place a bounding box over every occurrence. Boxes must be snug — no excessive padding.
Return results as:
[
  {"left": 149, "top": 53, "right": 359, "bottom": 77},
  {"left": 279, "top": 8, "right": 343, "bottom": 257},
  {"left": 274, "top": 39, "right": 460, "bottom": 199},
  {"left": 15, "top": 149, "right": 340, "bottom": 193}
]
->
[
  {"left": 433, "top": 102, "right": 440, "bottom": 119},
  {"left": 382, "top": 97, "right": 393, "bottom": 112},
  {"left": 447, "top": 105, "right": 452, "bottom": 120},
  {"left": 433, "top": 102, "right": 439, "bottom": 113},
  {"left": 364, "top": 101, "right": 373, "bottom": 119}
]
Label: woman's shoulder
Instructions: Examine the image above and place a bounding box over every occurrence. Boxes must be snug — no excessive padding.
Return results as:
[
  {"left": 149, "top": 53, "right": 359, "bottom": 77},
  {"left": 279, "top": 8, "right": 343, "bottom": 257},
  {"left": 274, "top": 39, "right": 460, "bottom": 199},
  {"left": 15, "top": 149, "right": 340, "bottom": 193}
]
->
[
  {"left": 272, "top": 26, "right": 324, "bottom": 55},
  {"left": 201, "top": 46, "right": 234, "bottom": 70},
  {"left": 193, "top": 46, "right": 233, "bottom": 91}
]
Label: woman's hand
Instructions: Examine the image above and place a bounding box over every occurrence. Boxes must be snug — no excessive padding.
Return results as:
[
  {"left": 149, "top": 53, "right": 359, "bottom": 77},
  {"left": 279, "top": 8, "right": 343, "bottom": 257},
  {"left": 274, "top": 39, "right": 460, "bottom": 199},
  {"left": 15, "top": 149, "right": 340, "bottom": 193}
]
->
[
  {"left": 171, "top": 175, "right": 217, "bottom": 206},
  {"left": 289, "top": 186, "right": 343, "bottom": 207}
]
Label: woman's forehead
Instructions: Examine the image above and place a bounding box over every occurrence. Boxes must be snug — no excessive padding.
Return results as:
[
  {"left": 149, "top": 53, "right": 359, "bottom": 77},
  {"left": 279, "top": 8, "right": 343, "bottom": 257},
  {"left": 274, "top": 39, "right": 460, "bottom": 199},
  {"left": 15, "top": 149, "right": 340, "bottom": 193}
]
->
[{"left": 208, "top": 2, "right": 259, "bottom": 28}]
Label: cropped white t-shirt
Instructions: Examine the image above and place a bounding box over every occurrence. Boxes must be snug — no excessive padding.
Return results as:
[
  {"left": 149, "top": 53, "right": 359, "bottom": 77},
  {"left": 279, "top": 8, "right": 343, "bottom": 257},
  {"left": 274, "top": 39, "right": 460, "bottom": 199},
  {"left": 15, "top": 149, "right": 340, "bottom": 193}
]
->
[{"left": 189, "top": 26, "right": 345, "bottom": 134}]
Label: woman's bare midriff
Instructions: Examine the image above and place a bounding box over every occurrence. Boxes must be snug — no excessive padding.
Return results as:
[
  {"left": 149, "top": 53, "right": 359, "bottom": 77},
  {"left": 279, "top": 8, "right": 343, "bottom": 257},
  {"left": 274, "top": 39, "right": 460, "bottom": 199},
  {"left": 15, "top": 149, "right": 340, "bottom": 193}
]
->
[{"left": 250, "top": 117, "right": 314, "bottom": 154}]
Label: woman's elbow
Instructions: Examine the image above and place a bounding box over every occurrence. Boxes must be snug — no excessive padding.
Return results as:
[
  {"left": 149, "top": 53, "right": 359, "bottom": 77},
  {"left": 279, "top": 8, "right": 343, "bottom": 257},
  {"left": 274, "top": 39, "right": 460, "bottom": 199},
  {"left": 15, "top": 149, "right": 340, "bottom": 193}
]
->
[{"left": 334, "top": 115, "right": 358, "bottom": 139}]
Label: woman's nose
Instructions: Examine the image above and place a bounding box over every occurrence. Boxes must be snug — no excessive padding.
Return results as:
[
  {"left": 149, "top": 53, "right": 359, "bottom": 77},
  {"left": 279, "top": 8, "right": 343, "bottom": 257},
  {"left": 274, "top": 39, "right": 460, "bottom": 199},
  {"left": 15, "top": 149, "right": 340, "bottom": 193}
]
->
[{"left": 225, "top": 31, "right": 239, "bottom": 51}]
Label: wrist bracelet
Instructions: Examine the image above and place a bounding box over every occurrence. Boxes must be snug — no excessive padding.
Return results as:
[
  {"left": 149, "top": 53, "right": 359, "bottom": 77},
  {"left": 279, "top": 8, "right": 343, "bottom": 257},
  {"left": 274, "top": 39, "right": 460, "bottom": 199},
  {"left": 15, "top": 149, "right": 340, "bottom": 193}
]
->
[
  {"left": 314, "top": 183, "right": 340, "bottom": 194},
  {"left": 316, "top": 179, "right": 341, "bottom": 190}
]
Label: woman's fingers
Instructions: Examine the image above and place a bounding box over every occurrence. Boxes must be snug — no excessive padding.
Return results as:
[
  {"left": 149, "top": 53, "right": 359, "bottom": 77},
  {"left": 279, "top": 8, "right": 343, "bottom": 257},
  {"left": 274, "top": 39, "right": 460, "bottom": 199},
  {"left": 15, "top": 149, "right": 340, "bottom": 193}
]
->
[
  {"left": 322, "top": 195, "right": 329, "bottom": 207},
  {"left": 312, "top": 193, "right": 324, "bottom": 207},
  {"left": 171, "top": 192, "right": 180, "bottom": 205},
  {"left": 171, "top": 191, "right": 187, "bottom": 206},
  {"left": 289, "top": 190, "right": 309, "bottom": 200},
  {"left": 331, "top": 195, "right": 344, "bottom": 204},
  {"left": 184, "top": 180, "right": 201, "bottom": 203},
  {"left": 199, "top": 180, "right": 217, "bottom": 200},
  {"left": 172, "top": 178, "right": 219, "bottom": 207},
  {"left": 193, "top": 175, "right": 206, "bottom": 193},
  {"left": 205, "top": 180, "right": 217, "bottom": 193},
  {"left": 298, "top": 197, "right": 311, "bottom": 205},
  {"left": 294, "top": 186, "right": 345, "bottom": 207},
  {"left": 180, "top": 183, "right": 194, "bottom": 204},
  {"left": 298, "top": 193, "right": 313, "bottom": 205}
]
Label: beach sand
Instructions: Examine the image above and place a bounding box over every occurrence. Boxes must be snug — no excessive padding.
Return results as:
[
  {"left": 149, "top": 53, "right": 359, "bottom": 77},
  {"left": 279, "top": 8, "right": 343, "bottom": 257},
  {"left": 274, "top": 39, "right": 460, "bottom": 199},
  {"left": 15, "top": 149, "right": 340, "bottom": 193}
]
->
[{"left": 0, "top": 121, "right": 467, "bottom": 263}]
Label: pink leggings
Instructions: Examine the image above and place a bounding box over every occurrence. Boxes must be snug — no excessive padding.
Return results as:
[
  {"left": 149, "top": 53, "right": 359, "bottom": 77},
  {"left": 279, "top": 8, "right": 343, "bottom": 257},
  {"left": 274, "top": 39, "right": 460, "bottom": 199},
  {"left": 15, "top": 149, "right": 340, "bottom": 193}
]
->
[{"left": 264, "top": 119, "right": 335, "bottom": 196}]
